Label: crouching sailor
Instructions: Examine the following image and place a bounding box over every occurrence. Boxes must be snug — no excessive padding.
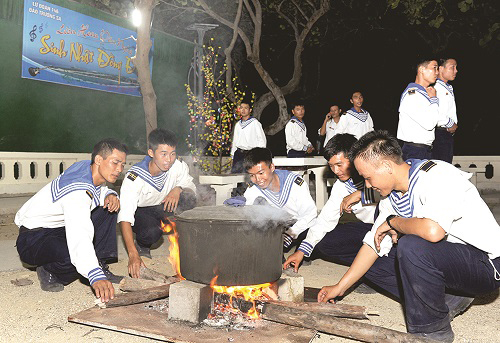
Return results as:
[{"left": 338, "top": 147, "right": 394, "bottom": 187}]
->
[
  {"left": 284, "top": 134, "right": 378, "bottom": 272},
  {"left": 118, "top": 128, "right": 197, "bottom": 279},
  {"left": 242, "top": 147, "right": 317, "bottom": 253},
  {"left": 15, "top": 139, "right": 128, "bottom": 302}
]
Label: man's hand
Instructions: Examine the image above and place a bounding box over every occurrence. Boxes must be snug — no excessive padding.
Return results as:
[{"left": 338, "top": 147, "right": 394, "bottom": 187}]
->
[
  {"left": 426, "top": 86, "right": 436, "bottom": 98},
  {"left": 340, "top": 191, "right": 361, "bottom": 214},
  {"left": 447, "top": 123, "right": 458, "bottom": 134},
  {"left": 374, "top": 221, "right": 399, "bottom": 252},
  {"left": 306, "top": 146, "right": 315, "bottom": 154},
  {"left": 128, "top": 253, "right": 145, "bottom": 278},
  {"left": 284, "top": 250, "right": 305, "bottom": 272},
  {"left": 103, "top": 194, "right": 120, "bottom": 212},
  {"left": 325, "top": 113, "right": 332, "bottom": 121},
  {"left": 317, "top": 284, "right": 343, "bottom": 303},
  {"left": 92, "top": 279, "right": 115, "bottom": 302},
  {"left": 162, "top": 187, "right": 182, "bottom": 212}
]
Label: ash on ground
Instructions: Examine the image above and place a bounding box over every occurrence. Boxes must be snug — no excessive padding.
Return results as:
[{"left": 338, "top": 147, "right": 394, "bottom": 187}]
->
[{"left": 143, "top": 299, "right": 169, "bottom": 313}]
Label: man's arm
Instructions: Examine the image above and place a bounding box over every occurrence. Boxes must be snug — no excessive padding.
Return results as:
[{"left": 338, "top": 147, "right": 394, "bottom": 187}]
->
[
  {"left": 61, "top": 191, "right": 115, "bottom": 301},
  {"left": 319, "top": 114, "right": 331, "bottom": 136},
  {"left": 254, "top": 121, "right": 267, "bottom": 148},
  {"left": 285, "top": 181, "right": 345, "bottom": 271},
  {"left": 318, "top": 244, "right": 379, "bottom": 302},
  {"left": 117, "top": 175, "right": 144, "bottom": 278},
  {"left": 375, "top": 216, "right": 446, "bottom": 251},
  {"left": 120, "top": 221, "right": 145, "bottom": 278},
  {"left": 285, "top": 123, "right": 307, "bottom": 151}
]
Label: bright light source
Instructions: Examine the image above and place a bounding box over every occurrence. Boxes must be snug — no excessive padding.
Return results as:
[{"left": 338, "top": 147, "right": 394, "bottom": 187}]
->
[{"left": 132, "top": 8, "right": 142, "bottom": 27}]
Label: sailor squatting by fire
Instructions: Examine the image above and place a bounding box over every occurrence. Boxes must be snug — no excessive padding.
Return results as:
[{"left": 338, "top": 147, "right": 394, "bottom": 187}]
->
[
  {"left": 318, "top": 130, "right": 500, "bottom": 342},
  {"left": 118, "top": 128, "right": 197, "bottom": 279},
  {"left": 284, "top": 133, "right": 378, "bottom": 275},
  {"left": 239, "top": 147, "right": 317, "bottom": 255},
  {"left": 15, "top": 139, "right": 128, "bottom": 303}
]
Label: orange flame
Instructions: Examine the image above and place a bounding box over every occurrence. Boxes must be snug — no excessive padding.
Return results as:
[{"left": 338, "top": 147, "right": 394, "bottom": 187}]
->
[
  {"left": 210, "top": 275, "right": 270, "bottom": 319},
  {"left": 161, "top": 220, "right": 184, "bottom": 280}
]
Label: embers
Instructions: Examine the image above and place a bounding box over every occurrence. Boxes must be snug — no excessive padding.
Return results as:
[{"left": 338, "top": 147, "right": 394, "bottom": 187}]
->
[{"left": 204, "top": 292, "right": 266, "bottom": 330}]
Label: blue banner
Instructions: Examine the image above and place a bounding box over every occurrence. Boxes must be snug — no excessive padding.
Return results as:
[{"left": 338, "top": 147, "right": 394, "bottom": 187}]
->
[{"left": 22, "top": 0, "right": 152, "bottom": 96}]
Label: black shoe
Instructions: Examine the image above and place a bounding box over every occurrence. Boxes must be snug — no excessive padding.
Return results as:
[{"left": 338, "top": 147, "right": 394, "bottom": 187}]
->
[
  {"left": 135, "top": 241, "right": 152, "bottom": 259},
  {"left": 98, "top": 261, "right": 124, "bottom": 284},
  {"left": 36, "top": 266, "right": 64, "bottom": 292},
  {"left": 445, "top": 294, "right": 474, "bottom": 320},
  {"left": 413, "top": 324, "right": 454, "bottom": 343}
]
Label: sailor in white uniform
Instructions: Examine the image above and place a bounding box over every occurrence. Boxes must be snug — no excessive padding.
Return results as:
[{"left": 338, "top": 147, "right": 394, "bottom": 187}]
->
[
  {"left": 318, "top": 105, "right": 342, "bottom": 149},
  {"left": 242, "top": 147, "right": 317, "bottom": 250},
  {"left": 15, "top": 139, "right": 128, "bottom": 301},
  {"left": 432, "top": 58, "right": 459, "bottom": 163},
  {"left": 230, "top": 102, "right": 267, "bottom": 173},
  {"left": 285, "top": 103, "right": 314, "bottom": 157},
  {"left": 118, "top": 129, "right": 196, "bottom": 278},
  {"left": 334, "top": 92, "right": 374, "bottom": 139},
  {"left": 397, "top": 59, "right": 454, "bottom": 160},
  {"left": 284, "top": 134, "right": 377, "bottom": 271},
  {"left": 319, "top": 130, "right": 500, "bottom": 342}
]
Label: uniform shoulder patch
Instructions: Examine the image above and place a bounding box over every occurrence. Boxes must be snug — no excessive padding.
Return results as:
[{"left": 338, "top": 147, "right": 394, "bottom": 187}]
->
[
  {"left": 85, "top": 190, "right": 93, "bottom": 199},
  {"left": 420, "top": 160, "right": 437, "bottom": 172},
  {"left": 291, "top": 119, "right": 296, "bottom": 123},
  {"left": 127, "top": 171, "right": 138, "bottom": 181},
  {"left": 408, "top": 88, "right": 416, "bottom": 95},
  {"left": 294, "top": 176, "right": 304, "bottom": 186},
  {"left": 246, "top": 182, "right": 254, "bottom": 188}
]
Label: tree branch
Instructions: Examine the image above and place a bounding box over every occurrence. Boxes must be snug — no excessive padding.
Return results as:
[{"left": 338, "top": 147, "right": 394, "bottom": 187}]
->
[
  {"left": 291, "top": 0, "right": 309, "bottom": 22},
  {"left": 225, "top": 0, "right": 244, "bottom": 102}
]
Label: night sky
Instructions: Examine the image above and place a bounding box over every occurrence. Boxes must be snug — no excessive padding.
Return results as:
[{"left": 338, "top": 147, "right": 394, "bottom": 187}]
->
[{"left": 238, "top": 5, "right": 499, "bottom": 157}]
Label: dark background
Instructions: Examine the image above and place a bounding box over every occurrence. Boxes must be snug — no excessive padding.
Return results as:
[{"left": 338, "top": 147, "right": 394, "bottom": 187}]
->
[{"left": 242, "top": 3, "right": 499, "bottom": 157}]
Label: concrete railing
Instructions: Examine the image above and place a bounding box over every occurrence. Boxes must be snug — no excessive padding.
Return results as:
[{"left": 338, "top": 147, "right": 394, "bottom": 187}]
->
[
  {"left": 0, "top": 152, "right": 144, "bottom": 195},
  {"left": 0, "top": 152, "right": 498, "bottom": 195}
]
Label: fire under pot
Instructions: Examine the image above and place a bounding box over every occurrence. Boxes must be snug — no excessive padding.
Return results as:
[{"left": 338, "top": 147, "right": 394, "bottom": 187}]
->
[{"left": 175, "top": 205, "right": 291, "bottom": 286}]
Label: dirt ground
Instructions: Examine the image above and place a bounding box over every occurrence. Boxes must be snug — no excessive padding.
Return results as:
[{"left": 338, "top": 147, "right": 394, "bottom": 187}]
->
[{"left": 1, "top": 236, "right": 500, "bottom": 343}]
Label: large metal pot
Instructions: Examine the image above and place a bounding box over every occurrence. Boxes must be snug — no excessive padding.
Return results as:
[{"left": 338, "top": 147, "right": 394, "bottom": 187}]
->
[{"left": 175, "top": 205, "right": 291, "bottom": 286}]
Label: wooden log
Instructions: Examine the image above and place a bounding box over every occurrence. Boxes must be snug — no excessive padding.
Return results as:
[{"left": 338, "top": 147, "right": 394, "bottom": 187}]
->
[
  {"left": 119, "top": 277, "right": 167, "bottom": 292},
  {"left": 265, "top": 300, "right": 370, "bottom": 319},
  {"left": 261, "top": 304, "right": 436, "bottom": 343},
  {"left": 96, "top": 284, "right": 172, "bottom": 309},
  {"left": 214, "top": 292, "right": 369, "bottom": 320},
  {"left": 139, "top": 265, "right": 176, "bottom": 283}
]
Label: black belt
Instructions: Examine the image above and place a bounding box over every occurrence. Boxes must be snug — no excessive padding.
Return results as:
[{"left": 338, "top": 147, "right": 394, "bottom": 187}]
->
[
  {"left": 403, "top": 141, "right": 432, "bottom": 149},
  {"left": 436, "top": 127, "right": 449, "bottom": 132}
]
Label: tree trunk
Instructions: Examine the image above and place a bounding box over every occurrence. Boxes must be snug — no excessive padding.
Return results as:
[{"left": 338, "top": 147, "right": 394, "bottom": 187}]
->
[{"left": 133, "top": 0, "right": 158, "bottom": 141}]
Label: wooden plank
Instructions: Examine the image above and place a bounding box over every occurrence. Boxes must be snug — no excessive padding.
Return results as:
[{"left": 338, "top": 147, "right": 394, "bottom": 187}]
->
[{"left": 68, "top": 303, "right": 316, "bottom": 343}]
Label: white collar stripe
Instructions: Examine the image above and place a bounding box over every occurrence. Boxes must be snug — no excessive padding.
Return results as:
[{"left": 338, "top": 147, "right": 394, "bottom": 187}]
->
[
  {"left": 51, "top": 178, "right": 101, "bottom": 207},
  {"left": 258, "top": 173, "right": 296, "bottom": 208},
  {"left": 240, "top": 117, "right": 257, "bottom": 128},
  {"left": 128, "top": 166, "right": 169, "bottom": 191}
]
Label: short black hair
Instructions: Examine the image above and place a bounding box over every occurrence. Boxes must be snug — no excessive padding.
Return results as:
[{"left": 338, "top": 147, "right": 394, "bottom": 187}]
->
[
  {"left": 416, "top": 58, "right": 437, "bottom": 73},
  {"left": 91, "top": 138, "right": 128, "bottom": 165},
  {"left": 349, "top": 130, "right": 404, "bottom": 165},
  {"left": 148, "top": 128, "right": 177, "bottom": 151},
  {"left": 323, "top": 133, "right": 357, "bottom": 161},
  {"left": 243, "top": 147, "right": 273, "bottom": 171},
  {"left": 439, "top": 58, "right": 456, "bottom": 67},
  {"left": 290, "top": 102, "right": 305, "bottom": 111}
]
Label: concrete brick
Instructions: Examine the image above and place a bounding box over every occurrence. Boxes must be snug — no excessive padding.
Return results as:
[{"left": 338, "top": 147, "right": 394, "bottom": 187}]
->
[
  {"left": 277, "top": 269, "right": 304, "bottom": 302},
  {"left": 168, "top": 280, "right": 213, "bottom": 324}
]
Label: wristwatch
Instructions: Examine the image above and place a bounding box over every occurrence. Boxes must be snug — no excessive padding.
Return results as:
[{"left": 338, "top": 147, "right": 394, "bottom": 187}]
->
[{"left": 386, "top": 215, "right": 398, "bottom": 230}]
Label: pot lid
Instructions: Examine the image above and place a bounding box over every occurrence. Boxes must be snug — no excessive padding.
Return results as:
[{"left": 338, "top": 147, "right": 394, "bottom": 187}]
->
[{"left": 177, "top": 205, "right": 293, "bottom": 226}]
